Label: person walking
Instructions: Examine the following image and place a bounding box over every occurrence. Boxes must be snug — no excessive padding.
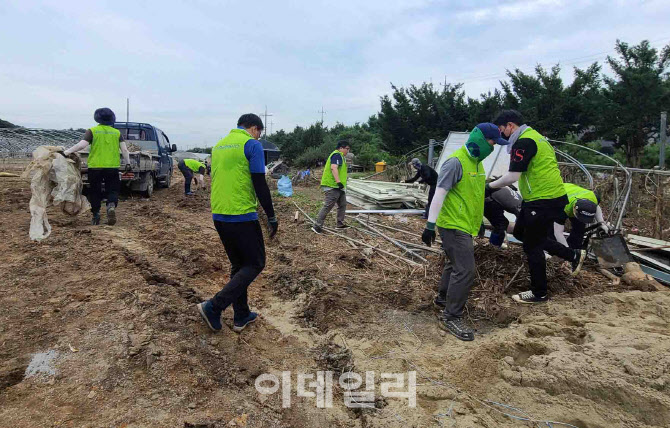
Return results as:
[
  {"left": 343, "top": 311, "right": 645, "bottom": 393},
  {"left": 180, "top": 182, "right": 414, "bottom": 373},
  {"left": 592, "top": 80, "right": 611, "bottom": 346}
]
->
[
  {"left": 488, "top": 110, "right": 586, "bottom": 304},
  {"left": 422, "top": 123, "right": 509, "bottom": 341},
  {"left": 61, "top": 107, "right": 131, "bottom": 225},
  {"left": 178, "top": 158, "right": 206, "bottom": 195},
  {"left": 553, "top": 182, "right": 607, "bottom": 249},
  {"left": 404, "top": 158, "right": 438, "bottom": 219},
  {"left": 312, "top": 140, "right": 351, "bottom": 233},
  {"left": 197, "top": 114, "right": 278, "bottom": 333}
]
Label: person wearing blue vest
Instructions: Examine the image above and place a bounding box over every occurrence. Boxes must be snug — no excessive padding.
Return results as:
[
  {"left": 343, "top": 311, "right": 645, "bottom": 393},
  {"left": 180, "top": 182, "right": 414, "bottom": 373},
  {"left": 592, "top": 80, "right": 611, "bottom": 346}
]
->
[
  {"left": 61, "top": 108, "right": 131, "bottom": 225},
  {"left": 488, "top": 110, "right": 586, "bottom": 304},
  {"left": 422, "top": 123, "right": 509, "bottom": 341},
  {"left": 197, "top": 114, "right": 278, "bottom": 333}
]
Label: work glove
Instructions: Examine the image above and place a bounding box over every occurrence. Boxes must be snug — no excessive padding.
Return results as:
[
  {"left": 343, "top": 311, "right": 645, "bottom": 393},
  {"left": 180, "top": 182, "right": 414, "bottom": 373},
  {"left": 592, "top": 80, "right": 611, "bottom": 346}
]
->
[
  {"left": 598, "top": 222, "right": 610, "bottom": 234},
  {"left": 125, "top": 164, "right": 132, "bottom": 172},
  {"left": 422, "top": 222, "right": 436, "bottom": 247},
  {"left": 268, "top": 216, "right": 279, "bottom": 238},
  {"left": 337, "top": 182, "right": 344, "bottom": 190},
  {"left": 56, "top": 149, "right": 67, "bottom": 157}
]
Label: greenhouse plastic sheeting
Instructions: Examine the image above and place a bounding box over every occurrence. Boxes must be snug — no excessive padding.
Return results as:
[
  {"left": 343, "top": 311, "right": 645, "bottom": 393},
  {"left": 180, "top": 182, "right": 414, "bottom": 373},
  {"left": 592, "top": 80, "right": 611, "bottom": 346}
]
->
[{"left": 22, "top": 146, "right": 90, "bottom": 241}]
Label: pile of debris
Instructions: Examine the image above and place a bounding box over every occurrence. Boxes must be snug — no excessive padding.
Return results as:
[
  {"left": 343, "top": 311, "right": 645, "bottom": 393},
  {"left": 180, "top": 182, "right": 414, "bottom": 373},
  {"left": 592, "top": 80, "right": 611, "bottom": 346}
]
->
[{"left": 346, "top": 179, "right": 428, "bottom": 210}]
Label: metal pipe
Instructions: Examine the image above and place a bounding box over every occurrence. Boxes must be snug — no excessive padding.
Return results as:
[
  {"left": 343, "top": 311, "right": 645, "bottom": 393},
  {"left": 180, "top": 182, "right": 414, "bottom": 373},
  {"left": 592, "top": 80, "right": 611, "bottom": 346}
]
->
[
  {"left": 428, "top": 139, "right": 435, "bottom": 168},
  {"left": 549, "top": 138, "right": 632, "bottom": 232},
  {"left": 554, "top": 148, "right": 594, "bottom": 188},
  {"left": 661, "top": 111, "right": 667, "bottom": 170}
]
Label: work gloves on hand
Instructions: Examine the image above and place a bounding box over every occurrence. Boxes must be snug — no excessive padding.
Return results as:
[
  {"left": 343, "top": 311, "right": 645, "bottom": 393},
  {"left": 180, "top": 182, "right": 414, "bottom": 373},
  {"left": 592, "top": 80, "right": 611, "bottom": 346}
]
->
[
  {"left": 268, "top": 216, "right": 279, "bottom": 238},
  {"left": 124, "top": 164, "right": 132, "bottom": 172},
  {"left": 598, "top": 222, "right": 610, "bottom": 234},
  {"left": 337, "top": 182, "right": 344, "bottom": 190},
  {"left": 422, "top": 222, "right": 436, "bottom": 247}
]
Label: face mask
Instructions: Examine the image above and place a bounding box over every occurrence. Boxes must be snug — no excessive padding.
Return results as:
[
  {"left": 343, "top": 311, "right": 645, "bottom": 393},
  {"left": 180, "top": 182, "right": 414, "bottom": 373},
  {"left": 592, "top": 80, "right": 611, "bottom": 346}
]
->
[{"left": 465, "top": 140, "right": 494, "bottom": 161}]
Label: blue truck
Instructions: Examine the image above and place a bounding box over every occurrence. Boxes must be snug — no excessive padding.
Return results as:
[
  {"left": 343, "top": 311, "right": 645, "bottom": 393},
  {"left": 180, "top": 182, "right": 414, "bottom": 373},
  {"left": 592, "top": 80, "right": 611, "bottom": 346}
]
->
[{"left": 79, "top": 122, "right": 176, "bottom": 197}]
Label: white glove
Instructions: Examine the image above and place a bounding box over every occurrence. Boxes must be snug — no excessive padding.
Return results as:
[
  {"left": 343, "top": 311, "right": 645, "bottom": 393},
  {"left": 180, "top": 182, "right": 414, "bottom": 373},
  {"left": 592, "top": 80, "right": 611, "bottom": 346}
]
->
[{"left": 598, "top": 222, "right": 610, "bottom": 234}]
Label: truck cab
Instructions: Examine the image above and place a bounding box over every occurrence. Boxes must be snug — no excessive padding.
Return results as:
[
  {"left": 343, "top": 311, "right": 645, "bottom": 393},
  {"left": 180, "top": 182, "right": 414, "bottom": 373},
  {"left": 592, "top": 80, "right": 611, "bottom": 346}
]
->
[{"left": 115, "top": 122, "right": 176, "bottom": 188}]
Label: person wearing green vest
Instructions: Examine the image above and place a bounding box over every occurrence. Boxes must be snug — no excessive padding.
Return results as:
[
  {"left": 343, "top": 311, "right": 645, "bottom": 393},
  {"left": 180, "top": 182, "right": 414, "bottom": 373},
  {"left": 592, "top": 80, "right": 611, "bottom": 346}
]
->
[
  {"left": 422, "top": 123, "right": 509, "bottom": 341},
  {"left": 61, "top": 108, "right": 131, "bottom": 225},
  {"left": 312, "top": 140, "right": 351, "bottom": 234},
  {"left": 197, "top": 114, "right": 278, "bottom": 333},
  {"left": 488, "top": 110, "right": 586, "bottom": 304},
  {"left": 178, "top": 158, "right": 206, "bottom": 195},
  {"left": 553, "top": 183, "right": 607, "bottom": 249}
]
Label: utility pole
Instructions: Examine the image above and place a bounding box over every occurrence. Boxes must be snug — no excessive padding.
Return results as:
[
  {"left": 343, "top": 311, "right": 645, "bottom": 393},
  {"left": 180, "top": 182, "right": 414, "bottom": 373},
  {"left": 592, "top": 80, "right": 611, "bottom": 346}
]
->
[
  {"left": 318, "top": 106, "right": 326, "bottom": 124},
  {"left": 654, "top": 111, "right": 667, "bottom": 239},
  {"left": 259, "top": 105, "right": 273, "bottom": 140},
  {"left": 269, "top": 119, "right": 274, "bottom": 137},
  {"left": 126, "top": 98, "right": 129, "bottom": 122}
]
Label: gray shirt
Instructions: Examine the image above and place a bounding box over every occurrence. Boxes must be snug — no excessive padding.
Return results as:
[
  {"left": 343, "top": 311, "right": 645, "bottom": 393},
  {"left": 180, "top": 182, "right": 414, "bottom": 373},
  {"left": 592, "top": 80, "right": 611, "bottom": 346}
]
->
[{"left": 436, "top": 157, "right": 463, "bottom": 192}]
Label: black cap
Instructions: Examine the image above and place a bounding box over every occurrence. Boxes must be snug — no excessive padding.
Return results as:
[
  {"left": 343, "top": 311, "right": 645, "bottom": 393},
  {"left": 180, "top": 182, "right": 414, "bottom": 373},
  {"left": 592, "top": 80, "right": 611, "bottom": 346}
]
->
[
  {"left": 574, "top": 199, "right": 597, "bottom": 224},
  {"left": 94, "top": 108, "right": 116, "bottom": 126}
]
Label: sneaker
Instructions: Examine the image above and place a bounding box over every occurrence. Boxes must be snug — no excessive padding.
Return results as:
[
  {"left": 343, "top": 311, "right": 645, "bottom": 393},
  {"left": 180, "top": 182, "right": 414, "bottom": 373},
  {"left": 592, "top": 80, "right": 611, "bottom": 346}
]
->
[
  {"left": 512, "top": 290, "right": 548, "bottom": 304},
  {"left": 106, "top": 205, "right": 116, "bottom": 226},
  {"left": 311, "top": 225, "right": 324, "bottom": 234},
  {"left": 91, "top": 213, "right": 101, "bottom": 225},
  {"left": 197, "top": 300, "right": 222, "bottom": 332},
  {"left": 185, "top": 192, "right": 195, "bottom": 196},
  {"left": 438, "top": 318, "right": 474, "bottom": 341},
  {"left": 336, "top": 223, "right": 350, "bottom": 229},
  {"left": 233, "top": 312, "right": 258, "bottom": 333},
  {"left": 571, "top": 249, "right": 586, "bottom": 276},
  {"left": 433, "top": 295, "right": 446, "bottom": 309}
]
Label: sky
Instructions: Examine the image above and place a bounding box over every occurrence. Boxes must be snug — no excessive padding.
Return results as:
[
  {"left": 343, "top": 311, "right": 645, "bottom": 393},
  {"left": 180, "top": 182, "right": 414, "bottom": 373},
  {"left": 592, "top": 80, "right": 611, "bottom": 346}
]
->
[{"left": 1, "top": 0, "right": 669, "bottom": 149}]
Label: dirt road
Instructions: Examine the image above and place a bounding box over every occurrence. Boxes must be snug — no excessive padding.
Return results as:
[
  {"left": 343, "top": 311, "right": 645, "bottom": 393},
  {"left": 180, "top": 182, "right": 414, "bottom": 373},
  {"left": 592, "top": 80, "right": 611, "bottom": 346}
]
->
[{"left": 1, "top": 174, "right": 669, "bottom": 427}]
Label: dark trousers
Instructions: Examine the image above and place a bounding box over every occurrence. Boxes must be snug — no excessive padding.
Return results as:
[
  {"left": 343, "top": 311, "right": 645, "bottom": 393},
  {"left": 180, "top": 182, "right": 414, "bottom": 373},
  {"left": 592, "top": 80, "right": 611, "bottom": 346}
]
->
[
  {"left": 87, "top": 168, "right": 120, "bottom": 215},
  {"left": 425, "top": 185, "right": 436, "bottom": 218},
  {"left": 484, "top": 199, "right": 509, "bottom": 235},
  {"left": 567, "top": 218, "right": 587, "bottom": 249},
  {"left": 437, "top": 228, "right": 475, "bottom": 320},
  {"left": 178, "top": 161, "right": 193, "bottom": 194},
  {"left": 211, "top": 220, "right": 266, "bottom": 321},
  {"left": 513, "top": 204, "right": 575, "bottom": 297}
]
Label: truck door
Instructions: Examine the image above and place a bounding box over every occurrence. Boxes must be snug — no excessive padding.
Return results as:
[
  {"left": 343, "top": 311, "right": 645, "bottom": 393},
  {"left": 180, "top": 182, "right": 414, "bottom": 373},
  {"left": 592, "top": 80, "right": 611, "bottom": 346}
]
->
[{"left": 157, "top": 130, "right": 172, "bottom": 178}]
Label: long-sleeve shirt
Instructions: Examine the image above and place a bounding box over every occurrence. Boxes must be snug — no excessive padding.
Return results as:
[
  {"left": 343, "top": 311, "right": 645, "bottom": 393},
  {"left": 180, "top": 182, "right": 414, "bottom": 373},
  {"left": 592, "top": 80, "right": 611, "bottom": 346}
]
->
[{"left": 406, "top": 164, "right": 438, "bottom": 186}]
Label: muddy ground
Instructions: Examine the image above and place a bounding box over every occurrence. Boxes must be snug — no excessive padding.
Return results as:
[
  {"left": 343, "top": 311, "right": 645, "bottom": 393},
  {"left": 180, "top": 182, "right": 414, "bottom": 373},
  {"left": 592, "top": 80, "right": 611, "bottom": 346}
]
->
[{"left": 1, "top": 170, "right": 670, "bottom": 428}]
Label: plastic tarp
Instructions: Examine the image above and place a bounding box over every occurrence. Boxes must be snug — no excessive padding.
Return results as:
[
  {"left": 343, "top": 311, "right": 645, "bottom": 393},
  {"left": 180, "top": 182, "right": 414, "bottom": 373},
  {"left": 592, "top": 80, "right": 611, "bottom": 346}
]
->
[{"left": 22, "top": 146, "right": 90, "bottom": 241}]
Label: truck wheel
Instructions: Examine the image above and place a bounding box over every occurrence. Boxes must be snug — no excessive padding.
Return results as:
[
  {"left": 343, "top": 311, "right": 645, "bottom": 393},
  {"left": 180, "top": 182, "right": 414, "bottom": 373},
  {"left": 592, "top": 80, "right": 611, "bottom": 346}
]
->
[
  {"left": 143, "top": 175, "right": 154, "bottom": 198},
  {"left": 162, "top": 172, "right": 172, "bottom": 188}
]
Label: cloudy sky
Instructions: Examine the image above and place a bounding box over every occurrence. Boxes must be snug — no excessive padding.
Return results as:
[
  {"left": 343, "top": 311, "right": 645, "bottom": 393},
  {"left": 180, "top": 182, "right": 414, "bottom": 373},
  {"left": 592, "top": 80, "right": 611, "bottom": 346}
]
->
[{"left": 1, "top": 0, "right": 669, "bottom": 149}]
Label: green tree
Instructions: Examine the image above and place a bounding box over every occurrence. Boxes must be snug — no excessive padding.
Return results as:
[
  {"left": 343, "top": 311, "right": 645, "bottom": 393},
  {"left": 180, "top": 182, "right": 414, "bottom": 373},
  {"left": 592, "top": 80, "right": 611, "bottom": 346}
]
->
[{"left": 601, "top": 39, "right": 670, "bottom": 167}]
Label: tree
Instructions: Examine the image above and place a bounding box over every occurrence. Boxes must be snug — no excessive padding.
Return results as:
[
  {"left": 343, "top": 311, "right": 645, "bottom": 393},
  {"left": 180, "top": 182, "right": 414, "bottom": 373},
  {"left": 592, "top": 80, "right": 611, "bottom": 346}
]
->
[
  {"left": 602, "top": 39, "right": 670, "bottom": 167},
  {"left": 0, "top": 118, "right": 18, "bottom": 128}
]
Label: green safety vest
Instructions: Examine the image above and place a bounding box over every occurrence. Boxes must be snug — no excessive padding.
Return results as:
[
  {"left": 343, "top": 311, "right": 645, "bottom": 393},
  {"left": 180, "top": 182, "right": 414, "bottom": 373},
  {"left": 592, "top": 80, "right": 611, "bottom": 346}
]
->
[
  {"left": 210, "top": 129, "right": 257, "bottom": 215},
  {"left": 516, "top": 127, "right": 566, "bottom": 202},
  {"left": 563, "top": 183, "right": 598, "bottom": 217},
  {"left": 321, "top": 150, "right": 347, "bottom": 188},
  {"left": 436, "top": 146, "right": 486, "bottom": 236},
  {"left": 88, "top": 124, "right": 121, "bottom": 168},
  {"left": 184, "top": 158, "right": 205, "bottom": 173}
]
